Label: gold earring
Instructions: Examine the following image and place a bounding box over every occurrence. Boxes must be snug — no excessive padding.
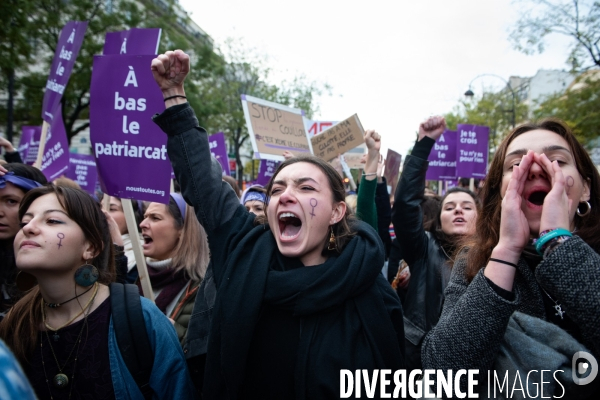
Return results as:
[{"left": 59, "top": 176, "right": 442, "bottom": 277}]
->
[{"left": 327, "top": 228, "right": 337, "bottom": 251}]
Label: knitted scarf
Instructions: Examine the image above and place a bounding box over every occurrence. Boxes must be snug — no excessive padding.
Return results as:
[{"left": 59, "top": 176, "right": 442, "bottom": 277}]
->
[{"left": 138, "top": 259, "right": 188, "bottom": 313}]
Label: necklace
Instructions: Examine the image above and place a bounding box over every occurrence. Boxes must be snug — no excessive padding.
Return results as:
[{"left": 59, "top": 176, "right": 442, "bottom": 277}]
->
[
  {"left": 43, "top": 283, "right": 98, "bottom": 341},
  {"left": 541, "top": 287, "right": 565, "bottom": 319},
  {"left": 43, "top": 284, "right": 94, "bottom": 308},
  {"left": 40, "top": 284, "right": 97, "bottom": 398}
]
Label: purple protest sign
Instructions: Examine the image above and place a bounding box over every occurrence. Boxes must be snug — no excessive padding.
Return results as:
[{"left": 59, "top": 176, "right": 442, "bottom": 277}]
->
[
  {"left": 41, "top": 21, "right": 88, "bottom": 122},
  {"left": 39, "top": 106, "right": 70, "bottom": 181},
  {"left": 19, "top": 126, "right": 41, "bottom": 164},
  {"left": 103, "top": 28, "right": 161, "bottom": 55},
  {"left": 208, "top": 132, "right": 231, "bottom": 176},
  {"left": 90, "top": 54, "right": 170, "bottom": 203},
  {"left": 426, "top": 130, "right": 457, "bottom": 180},
  {"left": 66, "top": 153, "right": 98, "bottom": 195},
  {"left": 456, "top": 124, "right": 489, "bottom": 179},
  {"left": 255, "top": 159, "right": 280, "bottom": 186}
]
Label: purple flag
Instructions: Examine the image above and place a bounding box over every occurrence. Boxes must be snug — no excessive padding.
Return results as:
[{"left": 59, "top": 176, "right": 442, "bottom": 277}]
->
[
  {"left": 19, "top": 126, "right": 41, "bottom": 164},
  {"left": 456, "top": 124, "right": 489, "bottom": 179},
  {"left": 90, "top": 54, "right": 170, "bottom": 203},
  {"left": 41, "top": 21, "right": 88, "bottom": 122},
  {"left": 255, "top": 159, "right": 279, "bottom": 186},
  {"left": 65, "top": 153, "right": 98, "bottom": 195},
  {"left": 103, "top": 28, "right": 161, "bottom": 55},
  {"left": 40, "top": 105, "right": 70, "bottom": 181},
  {"left": 208, "top": 132, "right": 231, "bottom": 176},
  {"left": 426, "top": 130, "right": 457, "bottom": 180}
]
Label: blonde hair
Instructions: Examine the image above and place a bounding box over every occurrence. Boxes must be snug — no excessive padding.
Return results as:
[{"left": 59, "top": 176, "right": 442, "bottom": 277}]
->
[
  {"left": 345, "top": 194, "right": 358, "bottom": 215},
  {"left": 171, "top": 202, "right": 210, "bottom": 282}
]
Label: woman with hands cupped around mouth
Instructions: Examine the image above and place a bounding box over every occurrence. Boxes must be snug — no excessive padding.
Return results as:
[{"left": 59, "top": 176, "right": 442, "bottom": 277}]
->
[
  {"left": 422, "top": 120, "right": 600, "bottom": 397},
  {"left": 150, "top": 50, "right": 405, "bottom": 399}
]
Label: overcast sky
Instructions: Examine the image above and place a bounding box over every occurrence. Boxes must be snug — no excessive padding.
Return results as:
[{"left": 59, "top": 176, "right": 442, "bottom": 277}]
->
[{"left": 179, "top": 0, "right": 572, "bottom": 158}]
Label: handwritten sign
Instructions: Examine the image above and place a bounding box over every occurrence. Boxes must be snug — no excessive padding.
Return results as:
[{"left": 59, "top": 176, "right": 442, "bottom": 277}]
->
[
  {"left": 242, "top": 95, "right": 312, "bottom": 161},
  {"left": 342, "top": 153, "right": 365, "bottom": 169},
  {"left": 306, "top": 120, "right": 338, "bottom": 137},
  {"left": 310, "top": 114, "right": 365, "bottom": 161}
]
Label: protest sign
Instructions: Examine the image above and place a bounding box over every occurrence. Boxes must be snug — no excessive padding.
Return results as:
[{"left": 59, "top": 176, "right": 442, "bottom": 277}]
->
[
  {"left": 208, "top": 132, "right": 231, "bottom": 176},
  {"left": 19, "top": 126, "right": 41, "bottom": 164},
  {"left": 306, "top": 120, "right": 338, "bottom": 137},
  {"left": 39, "top": 106, "right": 70, "bottom": 181},
  {"left": 426, "top": 130, "right": 457, "bottom": 180},
  {"left": 255, "top": 159, "right": 280, "bottom": 186},
  {"left": 383, "top": 149, "right": 402, "bottom": 188},
  {"left": 456, "top": 124, "right": 489, "bottom": 179},
  {"left": 66, "top": 153, "right": 98, "bottom": 195},
  {"left": 242, "top": 95, "right": 312, "bottom": 161},
  {"left": 342, "top": 153, "right": 364, "bottom": 169},
  {"left": 90, "top": 54, "right": 170, "bottom": 204},
  {"left": 103, "top": 28, "right": 161, "bottom": 55},
  {"left": 311, "top": 115, "right": 365, "bottom": 161},
  {"left": 41, "top": 21, "right": 88, "bottom": 123}
]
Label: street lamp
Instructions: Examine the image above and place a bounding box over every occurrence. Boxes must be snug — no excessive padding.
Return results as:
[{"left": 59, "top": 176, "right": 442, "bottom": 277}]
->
[{"left": 464, "top": 73, "right": 516, "bottom": 128}]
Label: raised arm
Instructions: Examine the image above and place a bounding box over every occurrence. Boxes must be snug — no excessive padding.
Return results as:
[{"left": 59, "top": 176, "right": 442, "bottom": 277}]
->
[
  {"left": 151, "top": 50, "right": 241, "bottom": 234},
  {"left": 392, "top": 116, "right": 445, "bottom": 266},
  {"left": 356, "top": 130, "right": 381, "bottom": 230}
]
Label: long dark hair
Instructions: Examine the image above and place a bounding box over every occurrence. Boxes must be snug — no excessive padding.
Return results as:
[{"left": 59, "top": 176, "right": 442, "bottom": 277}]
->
[
  {"left": 462, "top": 118, "right": 600, "bottom": 281},
  {"left": 265, "top": 154, "right": 356, "bottom": 255},
  {"left": 0, "top": 185, "right": 116, "bottom": 364},
  {"left": 431, "top": 187, "right": 480, "bottom": 249}
]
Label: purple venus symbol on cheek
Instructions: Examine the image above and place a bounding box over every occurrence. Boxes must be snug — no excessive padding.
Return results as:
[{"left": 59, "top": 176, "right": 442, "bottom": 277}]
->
[
  {"left": 310, "top": 198, "right": 318, "bottom": 218},
  {"left": 566, "top": 176, "right": 574, "bottom": 195},
  {"left": 57, "top": 233, "right": 65, "bottom": 249}
]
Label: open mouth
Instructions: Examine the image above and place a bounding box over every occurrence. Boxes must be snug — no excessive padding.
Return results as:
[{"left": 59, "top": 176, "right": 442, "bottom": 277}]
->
[
  {"left": 142, "top": 234, "right": 153, "bottom": 245},
  {"left": 453, "top": 217, "right": 466, "bottom": 224},
  {"left": 278, "top": 212, "right": 302, "bottom": 239},
  {"left": 527, "top": 190, "right": 548, "bottom": 206}
]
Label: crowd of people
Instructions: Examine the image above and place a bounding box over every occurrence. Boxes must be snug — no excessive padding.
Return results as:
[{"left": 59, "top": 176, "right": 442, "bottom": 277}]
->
[{"left": 0, "top": 49, "right": 598, "bottom": 399}]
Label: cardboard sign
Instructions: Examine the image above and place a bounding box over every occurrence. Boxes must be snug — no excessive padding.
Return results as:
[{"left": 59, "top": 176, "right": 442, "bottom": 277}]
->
[
  {"left": 65, "top": 153, "right": 98, "bottom": 195},
  {"left": 456, "top": 124, "right": 489, "bottom": 179},
  {"left": 242, "top": 95, "right": 312, "bottom": 161},
  {"left": 383, "top": 149, "right": 402, "bottom": 185},
  {"left": 208, "top": 132, "right": 230, "bottom": 176},
  {"left": 90, "top": 54, "right": 170, "bottom": 203},
  {"left": 342, "top": 153, "right": 365, "bottom": 169},
  {"left": 41, "top": 21, "right": 88, "bottom": 123},
  {"left": 19, "top": 126, "right": 41, "bottom": 164},
  {"left": 306, "top": 120, "right": 338, "bottom": 137},
  {"left": 311, "top": 114, "right": 365, "bottom": 161},
  {"left": 103, "top": 28, "right": 161, "bottom": 55},
  {"left": 39, "top": 105, "right": 70, "bottom": 181},
  {"left": 426, "top": 130, "right": 457, "bottom": 180}
]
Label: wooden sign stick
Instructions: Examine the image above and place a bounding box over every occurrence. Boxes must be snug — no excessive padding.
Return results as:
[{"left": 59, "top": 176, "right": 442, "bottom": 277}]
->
[
  {"left": 122, "top": 198, "right": 154, "bottom": 301},
  {"left": 33, "top": 121, "right": 50, "bottom": 169}
]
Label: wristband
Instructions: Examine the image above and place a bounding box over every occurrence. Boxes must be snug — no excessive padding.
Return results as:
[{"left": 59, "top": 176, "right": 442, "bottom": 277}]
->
[
  {"left": 163, "top": 95, "right": 187, "bottom": 102},
  {"left": 489, "top": 258, "right": 519, "bottom": 269},
  {"left": 362, "top": 172, "right": 377, "bottom": 176},
  {"left": 535, "top": 228, "right": 572, "bottom": 255}
]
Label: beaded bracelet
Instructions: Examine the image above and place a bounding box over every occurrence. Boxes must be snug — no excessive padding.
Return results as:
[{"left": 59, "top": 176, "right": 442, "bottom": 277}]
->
[{"left": 535, "top": 228, "right": 572, "bottom": 255}]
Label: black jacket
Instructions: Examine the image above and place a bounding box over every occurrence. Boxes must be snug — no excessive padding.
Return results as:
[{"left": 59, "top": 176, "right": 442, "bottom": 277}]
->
[
  {"left": 392, "top": 139, "right": 450, "bottom": 372},
  {"left": 153, "top": 103, "right": 405, "bottom": 400}
]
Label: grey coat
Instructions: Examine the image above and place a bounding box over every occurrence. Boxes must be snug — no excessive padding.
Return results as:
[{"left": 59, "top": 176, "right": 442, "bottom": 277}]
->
[{"left": 422, "top": 236, "right": 600, "bottom": 394}]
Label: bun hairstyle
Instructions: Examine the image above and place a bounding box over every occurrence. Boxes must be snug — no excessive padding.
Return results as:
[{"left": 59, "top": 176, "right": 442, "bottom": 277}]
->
[
  {"left": 0, "top": 185, "right": 115, "bottom": 364},
  {"left": 265, "top": 154, "right": 356, "bottom": 254}
]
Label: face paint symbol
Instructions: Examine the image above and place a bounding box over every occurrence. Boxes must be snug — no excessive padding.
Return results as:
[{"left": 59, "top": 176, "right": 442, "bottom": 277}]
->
[
  {"left": 57, "top": 233, "right": 65, "bottom": 249},
  {"left": 310, "top": 198, "right": 318, "bottom": 218}
]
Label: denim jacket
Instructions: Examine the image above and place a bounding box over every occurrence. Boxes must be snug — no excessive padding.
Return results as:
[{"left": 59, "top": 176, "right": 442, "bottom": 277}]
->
[{"left": 109, "top": 297, "right": 196, "bottom": 399}]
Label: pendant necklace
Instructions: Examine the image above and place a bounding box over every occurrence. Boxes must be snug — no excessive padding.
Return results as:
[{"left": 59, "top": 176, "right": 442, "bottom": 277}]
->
[
  {"left": 542, "top": 287, "right": 565, "bottom": 320},
  {"left": 40, "top": 283, "right": 97, "bottom": 396}
]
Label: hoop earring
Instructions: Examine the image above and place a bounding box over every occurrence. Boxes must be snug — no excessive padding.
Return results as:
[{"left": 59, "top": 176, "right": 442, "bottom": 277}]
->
[
  {"left": 577, "top": 201, "right": 591, "bottom": 217},
  {"left": 327, "top": 228, "right": 338, "bottom": 251},
  {"left": 15, "top": 271, "right": 37, "bottom": 292},
  {"left": 74, "top": 262, "right": 99, "bottom": 287}
]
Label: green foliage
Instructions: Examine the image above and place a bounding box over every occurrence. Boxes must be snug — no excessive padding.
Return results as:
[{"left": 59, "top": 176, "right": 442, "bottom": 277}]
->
[
  {"left": 444, "top": 90, "right": 528, "bottom": 156},
  {"left": 533, "top": 72, "right": 600, "bottom": 148},
  {"left": 509, "top": 0, "right": 600, "bottom": 70},
  {"left": 196, "top": 39, "right": 330, "bottom": 186}
]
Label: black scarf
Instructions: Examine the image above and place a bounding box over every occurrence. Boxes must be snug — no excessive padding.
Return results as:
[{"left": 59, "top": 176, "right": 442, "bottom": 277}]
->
[{"left": 203, "top": 210, "right": 404, "bottom": 399}]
